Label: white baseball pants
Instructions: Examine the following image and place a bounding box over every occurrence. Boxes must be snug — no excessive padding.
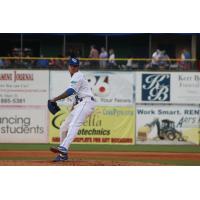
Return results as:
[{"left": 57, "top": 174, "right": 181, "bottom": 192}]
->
[{"left": 59, "top": 99, "right": 95, "bottom": 150}]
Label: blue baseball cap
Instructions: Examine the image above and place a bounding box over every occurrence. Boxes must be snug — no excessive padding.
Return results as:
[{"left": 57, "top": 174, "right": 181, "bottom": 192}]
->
[{"left": 68, "top": 58, "right": 80, "bottom": 66}]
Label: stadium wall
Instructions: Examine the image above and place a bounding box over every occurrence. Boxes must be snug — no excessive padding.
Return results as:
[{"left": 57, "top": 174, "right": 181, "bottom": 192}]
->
[{"left": 0, "top": 69, "right": 199, "bottom": 144}]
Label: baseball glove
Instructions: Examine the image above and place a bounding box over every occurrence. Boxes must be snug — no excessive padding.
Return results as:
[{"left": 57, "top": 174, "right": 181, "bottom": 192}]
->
[{"left": 48, "top": 100, "right": 61, "bottom": 115}]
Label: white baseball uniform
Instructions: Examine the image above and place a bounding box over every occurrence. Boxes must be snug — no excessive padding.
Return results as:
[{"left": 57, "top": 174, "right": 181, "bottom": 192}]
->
[{"left": 60, "top": 71, "right": 95, "bottom": 150}]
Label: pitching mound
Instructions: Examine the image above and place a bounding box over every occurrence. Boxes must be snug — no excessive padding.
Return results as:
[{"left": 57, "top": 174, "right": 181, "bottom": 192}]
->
[{"left": 0, "top": 151, "right": 200, "bottom": 166}]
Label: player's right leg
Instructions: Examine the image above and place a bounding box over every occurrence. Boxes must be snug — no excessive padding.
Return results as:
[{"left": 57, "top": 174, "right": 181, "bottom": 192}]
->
[
  {"left": 50, "top": 112, "right": 73, "bottom": 161},
  {"left": 59, "top": 112, "right": 73, "bottom": 144}
]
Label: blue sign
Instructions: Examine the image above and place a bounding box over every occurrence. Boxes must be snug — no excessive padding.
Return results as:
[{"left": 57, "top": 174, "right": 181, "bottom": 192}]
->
[{"left": 142, "top": 74, "right": 170, "bottom": 101}]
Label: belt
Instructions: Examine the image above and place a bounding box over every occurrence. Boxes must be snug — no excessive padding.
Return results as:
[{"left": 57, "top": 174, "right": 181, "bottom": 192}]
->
[
  {"left": 80, "top": 97, "right": 95, "bottom": 101},
  {"left": 75, "top": 96, "right": 95, "bottom": 104}
]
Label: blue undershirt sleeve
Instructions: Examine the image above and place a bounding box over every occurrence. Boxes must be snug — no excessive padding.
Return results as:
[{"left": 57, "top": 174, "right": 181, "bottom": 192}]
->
[{"left": 66, "top": 88, "right": 75, "bottom": 96}]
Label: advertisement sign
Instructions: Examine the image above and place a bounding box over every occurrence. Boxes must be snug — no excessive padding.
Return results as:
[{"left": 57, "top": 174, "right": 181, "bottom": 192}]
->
[
  {"left": 0, "top": 70, "right": 49, "bottom": 106},
  {"left": 136, "top": 105, "right": 200, "bottom": 145},
  {"left": 0, "top": 106, "right": 48, "bottom": 143},
  {"left": 49, "top": 106, "right": 135, "bottom": 144},
  {"left": 0, "top": 70, "right": 49, "bottom": 143},
  {"left": 50, "top": 70, "right": 135, "bottom": 106},
  {"left": 136, "top": 72, "right": 200, "bottom": 104}
]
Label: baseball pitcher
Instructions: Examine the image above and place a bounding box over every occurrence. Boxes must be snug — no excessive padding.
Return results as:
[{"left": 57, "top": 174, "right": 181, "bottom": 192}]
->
[{"left": 49, "top": 58, "right": 96, "bottom": 162}]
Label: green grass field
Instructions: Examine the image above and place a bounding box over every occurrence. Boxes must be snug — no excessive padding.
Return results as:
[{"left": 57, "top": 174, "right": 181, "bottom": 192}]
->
[{"left": 0, "top": 143, "right": 200, "bottom": 152}]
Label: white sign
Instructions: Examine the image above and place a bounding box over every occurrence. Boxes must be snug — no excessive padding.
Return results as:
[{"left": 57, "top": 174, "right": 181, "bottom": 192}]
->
[
  {"left": 0, "top": 106, "right": 48, "bottom": 143},
  {"left": 136, "top": 72, "right": 200, "bottom": 104},
  {"left": 0, "top": 70, "right": 49, "bottom": 106},
  {"left": 172, "top": 72, "right": 200, "bottom": 103},
  {"left": 136, "top": 104, "right": 200, "bottom": 145},
  {"left": 50, "top": 70, "right": 135, "bottom": 106}
]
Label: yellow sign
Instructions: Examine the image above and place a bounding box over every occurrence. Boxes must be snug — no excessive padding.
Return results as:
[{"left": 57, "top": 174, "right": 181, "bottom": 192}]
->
[
  {"left": 182, "top": 128, "right": 200, "bottom": 145},
  {"left": 49, "top": 106, "right": 135, "bottom": 144}
]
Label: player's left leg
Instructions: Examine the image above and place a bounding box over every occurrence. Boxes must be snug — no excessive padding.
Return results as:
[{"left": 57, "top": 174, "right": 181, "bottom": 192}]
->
[{"left": 61, "top": 101, "right": 95, "bottom": 150}]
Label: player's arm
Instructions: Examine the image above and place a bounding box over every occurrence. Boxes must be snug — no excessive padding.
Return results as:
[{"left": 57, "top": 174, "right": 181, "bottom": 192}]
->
[
  {"left": 51, "top": 74, "right": 81, "bottom": 102},
  {"left": 50, "top": 88, "right": 75, "bottom": 102}
]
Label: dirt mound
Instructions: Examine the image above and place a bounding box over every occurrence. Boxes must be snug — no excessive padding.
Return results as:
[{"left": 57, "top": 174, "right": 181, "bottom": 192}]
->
[{"left": 0, "top": 151, "right": 199, "bottom": 166}]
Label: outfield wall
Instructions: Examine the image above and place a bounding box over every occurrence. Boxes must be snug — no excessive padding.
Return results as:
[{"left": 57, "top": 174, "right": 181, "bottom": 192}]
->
[{"left": 0, "top": 70, "right": 199, "bottom": 144}]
